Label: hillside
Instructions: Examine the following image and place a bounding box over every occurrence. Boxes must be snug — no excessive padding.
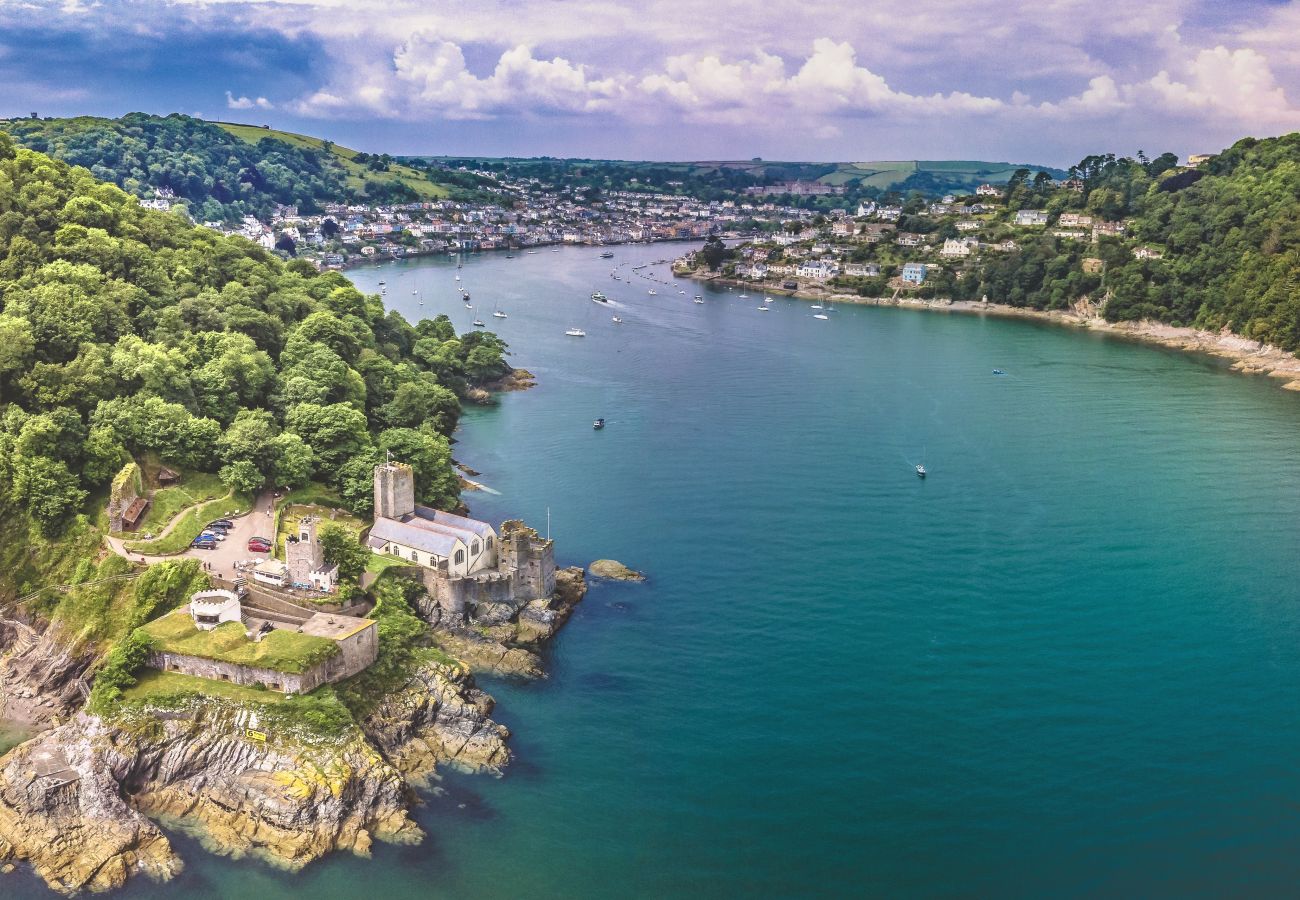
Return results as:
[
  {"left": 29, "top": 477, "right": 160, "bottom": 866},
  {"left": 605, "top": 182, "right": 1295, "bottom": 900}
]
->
[
  {"left": 0, "top": 128, "right": 509, "bottom": 561},
  {"left": 214, "top": 121, "right": 453, "bottom": 202},
  {"left": 427, "top": 155, "right": 1065, "bottom": 202},
  {"left": 0, "top": 114, "right": 472, "bottom": 222}
]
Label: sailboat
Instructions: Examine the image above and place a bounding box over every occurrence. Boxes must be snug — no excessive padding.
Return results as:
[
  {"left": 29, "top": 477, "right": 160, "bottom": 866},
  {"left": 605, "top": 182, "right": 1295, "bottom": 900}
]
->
[
  {"left": 492, "top": 302, "right": 507, "bottom": 318},
  {"left": 472, "top": 318, "right": 486, "bottom": 327},
  {"left": 813, "top": 312, "right": 828, "bottom": 320},
  {"left": 565, "top": 327, "right": 586, "bottom": 336}
]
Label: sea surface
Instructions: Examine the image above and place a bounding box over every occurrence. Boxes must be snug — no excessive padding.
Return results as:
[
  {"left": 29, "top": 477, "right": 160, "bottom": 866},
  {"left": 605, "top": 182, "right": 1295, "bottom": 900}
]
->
[{"left": 35, "top": 243, "right": 1300, "bottom": 897}]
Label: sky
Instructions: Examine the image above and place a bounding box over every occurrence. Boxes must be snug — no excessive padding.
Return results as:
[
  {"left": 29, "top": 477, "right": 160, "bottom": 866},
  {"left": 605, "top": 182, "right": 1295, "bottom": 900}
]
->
[{"left": 2, "top": 0, "right": 1299, "bottom": 166}]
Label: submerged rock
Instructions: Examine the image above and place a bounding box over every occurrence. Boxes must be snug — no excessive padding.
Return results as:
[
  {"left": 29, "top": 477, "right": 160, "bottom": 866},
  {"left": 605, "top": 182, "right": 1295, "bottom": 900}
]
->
[{"left": 588, "top": 559, "right": 646, "bottom": 582}]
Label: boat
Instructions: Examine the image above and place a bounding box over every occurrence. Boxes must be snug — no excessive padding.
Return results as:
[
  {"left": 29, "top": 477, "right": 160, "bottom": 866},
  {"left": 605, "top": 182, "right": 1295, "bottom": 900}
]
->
[
  {"left": 378, "top": 280, "right": 386, "bottom": 286},
  {"left": 764, "top": 296, "right": 774, "bottom": 303},
  {"left": 738, "top": 293, "right": 749, "bottom": 299},
  {"left": 506, "top": 254, "right": 514, "bottom": 259},
  {"left": 648, "top": 289, "right": 657, "bottom": 295},
  {"left": 565, "top": 327, "right": 586, "bottom": 337},
  {"left": 472, "top": 319, "right": 486, "bottom": 327},
  {"left": 992, "top": 369, "right": 1006, "bottom": 375},
  {"left": 552, "top": 248, "right": 561, "bottom": 252},
  {"left": 593, "top": 418, "right": 605, "bottom": 429},
  {"left": 591, "top": 291, "right": 609, "bottom": 303},
  {"left": 527, "top": 250, "right": 538, "bottom": 254},
  {"left": 611, "top": 316, "right": 623, "bottom": 323},
  {"left": 493, "top": 309, "right": 508, "bottom": 319},
  {"left": 756, "top": 305, "right": 770, "bottom": 311},
  {"left": 813, "top": 313, "right": 828, "bottom": 320},
  {"left": 811, "top": 304, "right": 822, "bottom": 309},
  {"left": 600, "top": 251, "right": 614, "bottom": 259},
  {"left": 679, "top": 290, "right": 686, "bottom": 295},
  {"left": 916, "top": 464, "right": 927, "bottom": 479},
  {"left": 693, "top": 296, "right": 704, "bottom": 304}
]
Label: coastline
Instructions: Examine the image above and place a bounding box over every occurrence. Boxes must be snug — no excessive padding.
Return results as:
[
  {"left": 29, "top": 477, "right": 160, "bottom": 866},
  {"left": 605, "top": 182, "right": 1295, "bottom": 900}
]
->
[{"left": 676, "top": 269, "right": 1300, "bottom": 392}]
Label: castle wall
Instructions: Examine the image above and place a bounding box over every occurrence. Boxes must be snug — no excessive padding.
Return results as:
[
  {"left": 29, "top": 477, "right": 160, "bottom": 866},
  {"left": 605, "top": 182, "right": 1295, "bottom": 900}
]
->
[{"left": 147, "top": 651, "right": 323, "bottom": 695}]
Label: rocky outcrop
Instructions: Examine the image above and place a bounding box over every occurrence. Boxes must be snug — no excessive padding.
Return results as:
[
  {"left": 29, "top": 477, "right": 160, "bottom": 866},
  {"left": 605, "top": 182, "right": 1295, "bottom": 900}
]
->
[
  {"left": 587, "top": 559, "right": 646, "bottom": 582},
  {"left": 0, "top": 702, "right": 422, "bottom": 894},
  {"left": 0, "top": 723, "right": 178, "bottom": 894},
  {"left": 419, "top": 567, "right": 588, "bottom": 678},
  {"left": 363, "top": 660, "right": 510, "bottom": 781},
  {"left": 0, "top": 617, "right": 97, "bottom": 729},
  {"left": 483, "top": 368, "right": 537, "bottom": 393}
]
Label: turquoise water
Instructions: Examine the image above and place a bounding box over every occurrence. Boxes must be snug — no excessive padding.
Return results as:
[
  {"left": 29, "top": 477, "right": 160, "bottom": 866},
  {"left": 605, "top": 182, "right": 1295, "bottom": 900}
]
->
[{"left": 31, "top": 244, "right": 1300, "bottom": 897}]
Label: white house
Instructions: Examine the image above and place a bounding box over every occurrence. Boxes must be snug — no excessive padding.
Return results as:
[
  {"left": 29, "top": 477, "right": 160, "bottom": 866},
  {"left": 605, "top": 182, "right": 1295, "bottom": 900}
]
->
[
  {"left": 1133, "top": 246, "right": 1165, "bottom": 260},
  {"left": 796, "top": 261, "right": 835, "bottom": 280},
  {"left": 976, "top": 184, "right": 1001, "bottom": 197},
  {"left": 1014, "top": 210, "right": 1050, "bottom": 227},
  {"left": 940, "top": 239, "right": 975, "bottom": 258},
  {"left": 843, "top": 262, "right": 880, "bottom": 277}
]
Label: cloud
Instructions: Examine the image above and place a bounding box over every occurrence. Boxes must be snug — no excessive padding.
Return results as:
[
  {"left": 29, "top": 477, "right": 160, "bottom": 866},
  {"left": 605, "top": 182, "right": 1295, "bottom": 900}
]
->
[
  {"left": 294, "top": 35, "right": 625, "bottom": 119},
  {"left": 226, "top": 91, "right": 274, "bottom": 110}
]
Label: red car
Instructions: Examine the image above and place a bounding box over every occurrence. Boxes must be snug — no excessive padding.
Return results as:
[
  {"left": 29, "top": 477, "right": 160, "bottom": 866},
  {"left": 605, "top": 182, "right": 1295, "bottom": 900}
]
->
[{"left": 247, "top": 537, "right": 272, "bottom": 553}]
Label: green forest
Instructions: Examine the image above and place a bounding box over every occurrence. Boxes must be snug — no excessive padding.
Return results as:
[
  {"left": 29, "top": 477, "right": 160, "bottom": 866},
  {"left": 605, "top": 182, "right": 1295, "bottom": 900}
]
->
[
  {"left": 0, "top": 114, "right": 457, "bottom": 222},
  {"left": 0, "top": 131, "right": 510, "bottom": 547}
]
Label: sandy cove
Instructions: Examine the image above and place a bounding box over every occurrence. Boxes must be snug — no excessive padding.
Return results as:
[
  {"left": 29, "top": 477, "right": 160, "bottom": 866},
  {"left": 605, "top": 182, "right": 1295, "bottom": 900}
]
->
[{"left": 678, "top": 269, "right": 1300, "bottom": 393}]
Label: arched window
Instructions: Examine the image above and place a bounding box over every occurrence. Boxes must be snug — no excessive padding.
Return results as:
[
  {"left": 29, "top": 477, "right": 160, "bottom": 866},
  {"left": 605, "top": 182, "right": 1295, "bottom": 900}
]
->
[
  {"left": 455, "top": 549, "right": 465, "bottom": 566},
  {"left": 486, "top": 536, "right": 494, "bottom": 551},
  {"left": 411, "top": 549, "right": 418, "bottom": 561},
  {"left": 472, "top": 540, "right": 480, "bottom": 554}
]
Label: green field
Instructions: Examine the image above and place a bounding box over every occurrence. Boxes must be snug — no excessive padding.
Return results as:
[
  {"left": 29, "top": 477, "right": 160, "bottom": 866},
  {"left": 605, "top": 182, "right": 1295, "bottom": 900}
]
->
[
  {"left": 140, "top": 610, "right": 338, "bottom": 674},
  {"left": 217, "top": 122, "right": 451, "bottom": 200}
]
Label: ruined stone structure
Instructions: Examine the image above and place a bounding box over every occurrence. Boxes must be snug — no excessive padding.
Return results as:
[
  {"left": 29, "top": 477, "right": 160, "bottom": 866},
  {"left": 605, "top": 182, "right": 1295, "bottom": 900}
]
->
[
  {"left": 367, "top": 462, "right": 556, "bottom": 617},
  {"left": 106, "top": 462, "right": 149, "bottom": 534}
]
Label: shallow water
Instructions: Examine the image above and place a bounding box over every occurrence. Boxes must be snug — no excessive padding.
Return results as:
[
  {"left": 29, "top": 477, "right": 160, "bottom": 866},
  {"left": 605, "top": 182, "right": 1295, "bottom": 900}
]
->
[{"left": 33, "top": 243, "right": 1300, "bottom": 898}]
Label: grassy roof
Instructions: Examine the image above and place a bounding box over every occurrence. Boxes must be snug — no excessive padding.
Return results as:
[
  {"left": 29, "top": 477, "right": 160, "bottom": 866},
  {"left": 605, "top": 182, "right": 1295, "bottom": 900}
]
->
[{"left": 140, "top": 610, "right": 338, "bottom": 674}]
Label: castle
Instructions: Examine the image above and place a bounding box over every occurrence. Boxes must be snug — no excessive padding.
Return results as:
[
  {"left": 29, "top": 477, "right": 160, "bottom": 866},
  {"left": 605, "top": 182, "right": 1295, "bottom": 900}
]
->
[{"left": 367, "top": 461, "right": 556, "bottom": 613}]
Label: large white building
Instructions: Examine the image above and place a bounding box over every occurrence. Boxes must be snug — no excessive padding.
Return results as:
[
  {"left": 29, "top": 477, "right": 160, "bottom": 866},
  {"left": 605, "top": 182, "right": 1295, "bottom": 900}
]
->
[{"left": 367, "top": 462, "right": 498, "bottom": 576}]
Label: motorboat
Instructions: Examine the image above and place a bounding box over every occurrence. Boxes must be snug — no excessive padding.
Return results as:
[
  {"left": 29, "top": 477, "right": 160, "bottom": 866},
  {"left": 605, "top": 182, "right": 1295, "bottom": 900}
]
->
[
  {"left": 593, "top": 418, "right": 606, "bottom": 429},
  {"left": 648, "top": 289, "right": 657, "bottom": 295},
  {"left": 756, "top": 305, "right": 770, "bottom": 311},
  {"left": 611, "top": 316, "right": 623, "bottom": 323},
  {"left": 600, "top": 251, "right": 614, "bottom": 259},
  {"left": 916, "top": 464, "right": 927, "bottom": 479},
  {"left": 591, "top": 291, "right": 609, "bottom": 303},
  {"left": 693, "top": 296, "right": 704, "bottom": 304},
  {"left": 813, "top": 313, "right": 828, "bottom": 320},
  {"left": 565, "top": 327, "right": 586, "bottom": 336},
  {"left": 493, "top": 310, "right": 507, "bottom": 318},
  {"left": 993, "top": 369, "right": 1006, "bottom": 375}
]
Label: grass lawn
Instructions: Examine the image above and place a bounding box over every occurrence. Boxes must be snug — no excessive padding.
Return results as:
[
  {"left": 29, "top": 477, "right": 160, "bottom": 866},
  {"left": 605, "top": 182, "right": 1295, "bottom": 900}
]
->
[
  {"left": 365, "top": 552, "right": 415, "bottom": 576},
  {"left": 122, "top": 668, "right": 286, "bottom": 705},
  {"left": 135, "top": 471, "right": 227, "bottom": 536},
  {"left": 125, "top": 492, "right": 251, "bottom": 555},
  {"left": 280, "top": 482, "right": 347, "bottom": 509},
  {"left": 140, "top": 611, "right": 338, "bottom": 673}
]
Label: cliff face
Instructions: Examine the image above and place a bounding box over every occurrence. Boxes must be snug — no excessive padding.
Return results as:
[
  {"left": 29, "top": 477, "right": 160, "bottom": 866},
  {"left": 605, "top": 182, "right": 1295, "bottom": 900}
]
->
[
  {"left": 0, "top": 702, "right": 419, "bottom": 894},
  {"left": 0, "top": 616, "right": 97, "bottom": 728}
]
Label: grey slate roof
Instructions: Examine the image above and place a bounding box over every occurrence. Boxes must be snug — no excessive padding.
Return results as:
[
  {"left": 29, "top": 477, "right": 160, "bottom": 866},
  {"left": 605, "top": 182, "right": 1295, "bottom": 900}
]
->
[
  {"left": 370, "top": 516, "right": 465, "bottom": 557},
  {"left": 413, "top": 506, "right": 496, "bottom": 540}
]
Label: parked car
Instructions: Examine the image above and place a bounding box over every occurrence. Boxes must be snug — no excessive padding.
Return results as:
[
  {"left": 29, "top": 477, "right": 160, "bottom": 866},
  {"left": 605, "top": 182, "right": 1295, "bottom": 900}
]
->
[
  {"left": 192, "top": 538, "right": 216, "bottom": 550},
  {"left": 208, "top": 519, "right": 234, "bottom": 529},
  {"left": 247, "top": 538, "right": 271, "bottom": 552},
  {"left": 198, "top": 530, "right": 225, "bottom": 543}
]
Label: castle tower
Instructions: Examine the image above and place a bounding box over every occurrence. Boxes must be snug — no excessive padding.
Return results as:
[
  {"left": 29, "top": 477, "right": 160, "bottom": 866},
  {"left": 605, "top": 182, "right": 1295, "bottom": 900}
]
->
[
  {"left": 286, "top": 515, "right": 325, "bottom": 585},
  {"left": 374, "top": 461, "right": 416, "bottom": 521}
]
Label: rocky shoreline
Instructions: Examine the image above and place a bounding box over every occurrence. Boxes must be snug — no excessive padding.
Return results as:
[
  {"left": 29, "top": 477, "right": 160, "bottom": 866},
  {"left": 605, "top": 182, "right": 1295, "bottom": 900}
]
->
[
  {"left": 677, "top": 268, "right": 1300, "bottom": 392},
  {"left": 0, "top": 561, "right": 589, "bottom": 894}
]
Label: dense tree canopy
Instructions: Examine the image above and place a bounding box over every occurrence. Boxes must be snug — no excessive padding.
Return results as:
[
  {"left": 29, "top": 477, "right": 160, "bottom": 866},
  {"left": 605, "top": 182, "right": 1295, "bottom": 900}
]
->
[{"left": 0, "top": 133, "right": 509, "bottom": 533}]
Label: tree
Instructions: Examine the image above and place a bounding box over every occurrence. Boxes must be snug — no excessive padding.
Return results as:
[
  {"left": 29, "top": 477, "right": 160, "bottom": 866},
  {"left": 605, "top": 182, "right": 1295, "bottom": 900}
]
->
[
  {"left": 318, "top": 522, "right": 369, "bottom": 580},
  {"left": 13, "top": 455, "right": 87, "bottom": 535}
]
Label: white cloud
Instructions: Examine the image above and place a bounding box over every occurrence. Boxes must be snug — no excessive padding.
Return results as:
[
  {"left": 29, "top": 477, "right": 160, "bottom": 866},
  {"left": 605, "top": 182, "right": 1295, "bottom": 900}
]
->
[
  {"left": 226, "top": 91, "right": 274, "bottom": 110},
  {"left": 295, "top": 35, "right": 625, "bottom": 119}
]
